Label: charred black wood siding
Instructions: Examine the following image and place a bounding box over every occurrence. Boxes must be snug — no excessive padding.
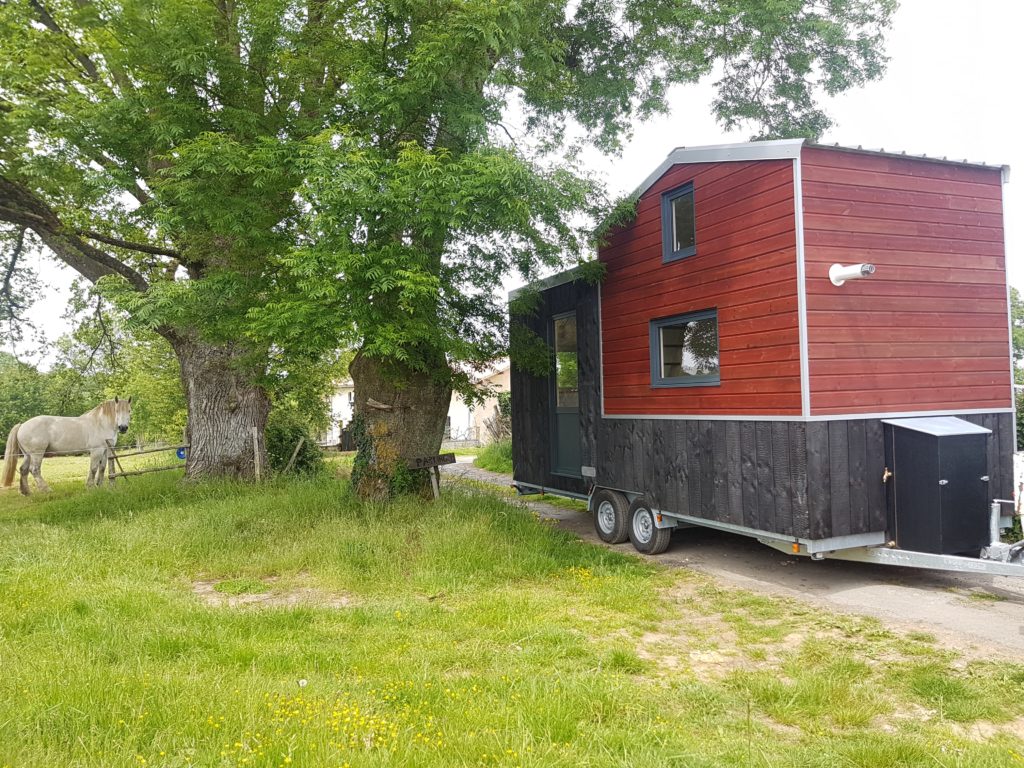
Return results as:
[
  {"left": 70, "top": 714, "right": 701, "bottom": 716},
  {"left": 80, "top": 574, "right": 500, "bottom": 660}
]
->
[{"left": 594, "top": 412, "right": 1013, "bottom": 540}]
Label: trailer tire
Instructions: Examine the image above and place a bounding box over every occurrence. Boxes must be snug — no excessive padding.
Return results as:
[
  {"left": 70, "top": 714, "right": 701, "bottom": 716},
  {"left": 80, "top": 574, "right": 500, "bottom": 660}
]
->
[
  {"left": 628, "top": 498, "right": 672, "bottom": 555},
  {"left": 592, "top": 489, "right": 630, "bottom": 544}
]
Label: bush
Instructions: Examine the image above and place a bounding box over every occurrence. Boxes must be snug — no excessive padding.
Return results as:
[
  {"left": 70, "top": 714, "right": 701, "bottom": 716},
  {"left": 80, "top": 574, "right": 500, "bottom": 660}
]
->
[
  {"left": 475, "top": 438, "right": 513, "bottom": 474},
  {"left": 265, "top": 408, "right": 324, "bottom": 475}
]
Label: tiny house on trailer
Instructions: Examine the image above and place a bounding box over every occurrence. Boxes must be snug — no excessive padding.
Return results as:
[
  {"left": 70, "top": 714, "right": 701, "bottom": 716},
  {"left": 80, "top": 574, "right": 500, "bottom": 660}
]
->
[{"left": 510, "top": 139, "right": 1023, "bottom": 575}]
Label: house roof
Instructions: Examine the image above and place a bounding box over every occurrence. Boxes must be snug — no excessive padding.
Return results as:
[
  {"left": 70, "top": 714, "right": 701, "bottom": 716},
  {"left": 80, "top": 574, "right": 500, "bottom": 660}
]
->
[{"left": 631, "top": 139, "right": 1010, "bottom": 201}]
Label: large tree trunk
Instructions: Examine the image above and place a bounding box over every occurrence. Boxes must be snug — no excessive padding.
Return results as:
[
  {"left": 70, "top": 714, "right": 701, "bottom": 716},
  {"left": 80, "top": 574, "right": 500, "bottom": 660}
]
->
[
  {"left": 349, "top": 351, "right": 452, "bottom": 498},
  {"left": 170, "top": 334, "right": 270, "bottom": 479}
]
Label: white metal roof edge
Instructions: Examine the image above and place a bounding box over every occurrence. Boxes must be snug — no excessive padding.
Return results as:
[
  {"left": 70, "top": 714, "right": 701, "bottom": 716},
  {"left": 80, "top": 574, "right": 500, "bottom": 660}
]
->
[
  {"left": 631, "top": 139, "right": 805, "bottom": 200},
  {"left": 881, "top": 416, "right": 992, "bottom": 437}
]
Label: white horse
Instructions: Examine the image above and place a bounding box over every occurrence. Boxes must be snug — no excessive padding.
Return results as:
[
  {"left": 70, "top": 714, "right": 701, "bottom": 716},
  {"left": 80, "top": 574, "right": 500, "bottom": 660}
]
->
[{"left": 2, "top": 398, "right": 132, "bottom": 495}]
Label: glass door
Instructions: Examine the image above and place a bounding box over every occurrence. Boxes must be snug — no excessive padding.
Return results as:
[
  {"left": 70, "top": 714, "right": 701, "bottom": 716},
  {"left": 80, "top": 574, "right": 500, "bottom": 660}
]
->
[{"left": 551, "top": 312, "right": 581, "bottom": 476}]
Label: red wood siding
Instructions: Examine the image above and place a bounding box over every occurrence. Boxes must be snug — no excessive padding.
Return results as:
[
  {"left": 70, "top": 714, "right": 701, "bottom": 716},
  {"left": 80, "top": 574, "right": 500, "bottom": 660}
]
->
[
  {"left": 801, "top": 146, "right": 1011, "bottom": 415},
  {"left": 600, "top": 159, "right": 801, "bottom": 415}
]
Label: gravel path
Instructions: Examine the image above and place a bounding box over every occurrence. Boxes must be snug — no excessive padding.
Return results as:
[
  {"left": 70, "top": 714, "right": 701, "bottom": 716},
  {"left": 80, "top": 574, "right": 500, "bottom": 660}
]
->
[{"left": 443, "top": 458, "right": 1024, "bottom": 659}]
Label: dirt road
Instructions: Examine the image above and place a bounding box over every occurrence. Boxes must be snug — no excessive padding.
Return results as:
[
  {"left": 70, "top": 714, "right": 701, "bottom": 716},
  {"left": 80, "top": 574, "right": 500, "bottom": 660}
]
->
[{"left": 444, "top": 459, "right": 1024, "bottom": 659}]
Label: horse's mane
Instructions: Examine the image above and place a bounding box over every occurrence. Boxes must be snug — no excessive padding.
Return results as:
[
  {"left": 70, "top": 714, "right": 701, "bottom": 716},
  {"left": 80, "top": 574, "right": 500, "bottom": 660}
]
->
[{"left": 85, "top": 400, "right": 117, "bottom": 421}]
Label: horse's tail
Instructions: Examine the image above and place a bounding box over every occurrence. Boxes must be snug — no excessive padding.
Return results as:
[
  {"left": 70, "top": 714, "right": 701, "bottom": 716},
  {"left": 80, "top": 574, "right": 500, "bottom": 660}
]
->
[{"left": 2, "top": 424, "right": 21, "bottom": 488}]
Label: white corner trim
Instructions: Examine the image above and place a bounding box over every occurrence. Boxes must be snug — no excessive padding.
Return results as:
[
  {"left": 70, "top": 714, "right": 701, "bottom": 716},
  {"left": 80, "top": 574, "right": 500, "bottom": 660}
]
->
[
  {"left": 630, "top": 139, "right": 806, "bottom": 202},
  {"left": 598, "top": 284, "right": 606, "bottom": 419},
  {"left": 1000, "top": 180, "right": 1017, "bottom": 451},
  {"left": 793, "top": 156, "right": 811, "bottom": 418},
  {"left": 598, "top": 408, "right": 1013, "bottom": 423}
]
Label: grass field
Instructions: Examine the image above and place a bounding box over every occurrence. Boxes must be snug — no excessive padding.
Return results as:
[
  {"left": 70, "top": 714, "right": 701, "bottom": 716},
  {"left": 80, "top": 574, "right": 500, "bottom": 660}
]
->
[{"left": 1, "top": 458, "right": 1023, "bottom": 767}]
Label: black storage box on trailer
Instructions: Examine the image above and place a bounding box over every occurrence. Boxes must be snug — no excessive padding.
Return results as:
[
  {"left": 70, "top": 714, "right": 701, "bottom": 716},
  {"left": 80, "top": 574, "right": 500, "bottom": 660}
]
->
[{"left": 883, "top": 417, "right": 993, "bottom": 556}]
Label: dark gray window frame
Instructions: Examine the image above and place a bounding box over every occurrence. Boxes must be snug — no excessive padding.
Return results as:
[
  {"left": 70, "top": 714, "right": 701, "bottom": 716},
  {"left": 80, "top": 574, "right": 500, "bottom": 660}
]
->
[
  {"left": 661, "top": 182, "right": 696, "bottom": 263},
  {"left": 649, "top": 309, "right": 720, "bottom": 389}
]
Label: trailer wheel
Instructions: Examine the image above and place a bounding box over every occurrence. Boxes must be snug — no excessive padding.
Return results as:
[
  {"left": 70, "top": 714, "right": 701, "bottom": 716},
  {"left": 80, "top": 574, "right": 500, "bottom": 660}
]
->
[
  {"left": 592, "top": 489, "right": 629, "bottom": 544},
  {"left": 628, "top": 498, "right": 672, "bottom": 555}
]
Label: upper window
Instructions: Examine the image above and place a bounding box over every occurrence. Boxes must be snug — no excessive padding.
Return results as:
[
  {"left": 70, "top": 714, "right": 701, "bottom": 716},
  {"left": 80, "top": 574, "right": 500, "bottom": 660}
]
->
[
  {"left": 650, "top": 309, "right": 720, "bottom": 388},
  {"left": 553, "top": 313, "right": 579, "bottom": 408},
  {"left": 661, "top": 182, "right": 696, "bottom": 262}
]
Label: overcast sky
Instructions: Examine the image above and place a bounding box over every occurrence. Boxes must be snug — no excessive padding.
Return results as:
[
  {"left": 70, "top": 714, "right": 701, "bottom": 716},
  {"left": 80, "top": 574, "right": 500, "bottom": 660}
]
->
[{"left": 19, "top": 0, "right": 1024, "bottom": 360}]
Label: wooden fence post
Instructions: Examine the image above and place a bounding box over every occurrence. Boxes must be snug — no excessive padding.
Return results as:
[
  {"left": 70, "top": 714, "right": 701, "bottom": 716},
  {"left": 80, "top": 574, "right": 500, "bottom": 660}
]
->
[
  {"left": 252, "top": 426, "right": 262, "bottom": 481},
  {"left": 283, "top": 437, "right": 305, "bottom": 474}
]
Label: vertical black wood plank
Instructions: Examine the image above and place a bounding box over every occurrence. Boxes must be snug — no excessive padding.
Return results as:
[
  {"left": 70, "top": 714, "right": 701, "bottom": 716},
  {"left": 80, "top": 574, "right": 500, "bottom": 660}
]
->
[
  {"left": 770, "top": 422, "right": 793, "bottom": 535},
  {"left": 755, "top": 422, "right": 775, "bottom": 533},
  {"left": 789, "top": 422, "right": 809, "bottom": 539},
  {"left": 726, "top": 422, "right": 744, "bottom": 526},
  {"left": 672, "top": 421, "right": 688, "bottom": 514},
  {"left": 806, "top": 422, "right": 832, "bottom": 539},
  {"left": 998, "top": 413, "right": 1015, "bottom": 502},
  {"left": 829, "top": 420, "right": 852, "bottom": 537},
  {"left": 847, "top": 420, "right": 869, "bottom": 534},
  {"left": 712, "top": 421, "right": 729, "bottom": 523},
  {"left": 740, "top": 421, "right": 759, "bottom": 530},
  {"left": 864, "top": 419, "right": 887, "bottom": 531},
  {"left": 649, "top": 421, "right": 669, "bottom": 510},
  {"left": 687, "top": 421, "right": 701, "bottom": 518},
  {"left": 699, "top": 422, "right": 715, "bottom": 518}
]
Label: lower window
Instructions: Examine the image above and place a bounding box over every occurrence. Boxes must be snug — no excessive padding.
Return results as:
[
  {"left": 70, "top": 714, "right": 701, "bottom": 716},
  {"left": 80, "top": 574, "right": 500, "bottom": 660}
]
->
[{"left": 650, "top": 309, "right": 720, "bottom": 388}]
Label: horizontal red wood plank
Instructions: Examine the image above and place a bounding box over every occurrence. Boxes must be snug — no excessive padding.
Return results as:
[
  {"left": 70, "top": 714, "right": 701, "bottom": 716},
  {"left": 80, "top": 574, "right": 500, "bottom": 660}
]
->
[
  {"left": 802, "top": 196, "right": 1003, "bottom": 228},
  {"left": 808, "top": 310, "right": 1007, "bottom": 328},
  {"left": 801, "top": 179, "right": 1002, "bottom": 214},
  {"left": 802, "top": 147, "right": 1004, "bottom": 186},
  {"left": 811, "top": 389, "right": 1010, "bottom": 410},
  {"left": 805, "top": 212, "right": 1003, "bottom": 243},
  {"left": 808, "top": 357, "right": 1009, "bottom": 377},
  {"left": 808, "top": 342, "right": 1009, "bottom": 359},
  {"left": 803, "top": 229, "right": 1004, "bottom": 257},
  {"left": 812, "top": 371, "right": 1010, "bottom": 392},
  {"left": 606, "top": 400, "right": 802, "bottom": 415},
  {"left": 811, "top": 400, "right": 1011, "bottom": 416},
  {"left": 804, "top": 294, "right": 1006, "bottom": 314},
  {"left": 806, "top": 327, "right": 1008, "bottom": 344},
  {"left": 803, "top": 246, "right": 1005, "bottom": 271},
  {"left": 606, "top": 372, "right": 800, "bottom": 390},
  {"left": 803, "top": 280, "right": 1006, "bottom": 301}
]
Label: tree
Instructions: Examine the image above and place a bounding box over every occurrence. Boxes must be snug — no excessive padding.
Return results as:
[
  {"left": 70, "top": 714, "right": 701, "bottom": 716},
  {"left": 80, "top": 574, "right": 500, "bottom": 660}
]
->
[
  {"left": 0, "top": 352, "right": 49, "bottom": 440},
  {"left": 250, "top": 0, "right": 897, "bottom": 495},
  {"left": 0, "top": 0, "right": 896, "bottom": 488}
]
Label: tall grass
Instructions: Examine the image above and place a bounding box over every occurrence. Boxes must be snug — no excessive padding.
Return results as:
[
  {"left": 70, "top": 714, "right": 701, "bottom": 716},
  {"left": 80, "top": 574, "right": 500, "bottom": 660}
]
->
[
  {"left": 0, "top": 471, "right": 1022, "bottom": 766},
  {"left": 475, "top": 439, "right": 513, "bottom": 474}
]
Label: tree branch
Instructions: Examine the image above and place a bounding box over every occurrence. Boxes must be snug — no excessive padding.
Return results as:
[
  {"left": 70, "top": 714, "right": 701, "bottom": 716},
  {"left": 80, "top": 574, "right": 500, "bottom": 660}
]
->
[
  {"left": 28, "top": 0, "right": 100, "bottom": 82},
  {"left": 78, "top": 229, "right": 179, "bottom": 258},
  {"left": 0, "top": 175, "right": 149, "bottom": 292}
]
